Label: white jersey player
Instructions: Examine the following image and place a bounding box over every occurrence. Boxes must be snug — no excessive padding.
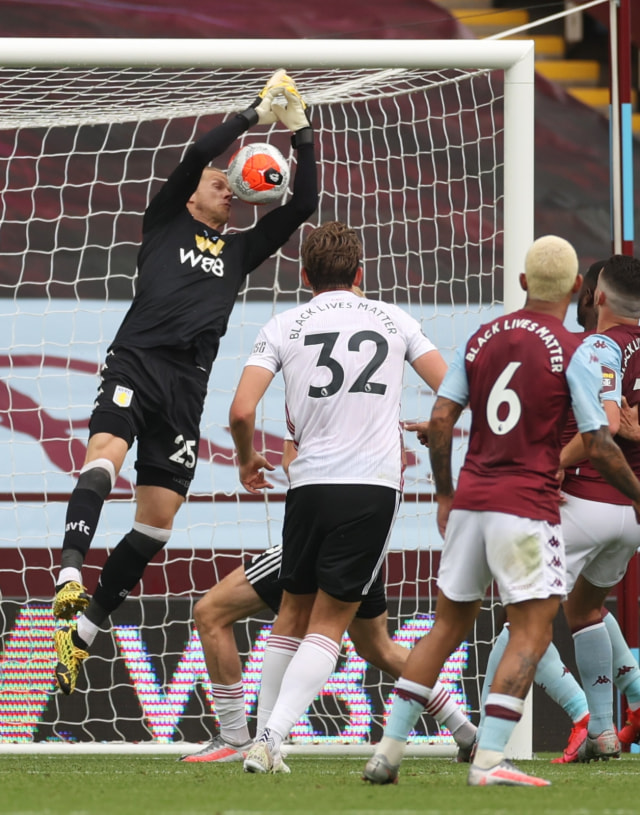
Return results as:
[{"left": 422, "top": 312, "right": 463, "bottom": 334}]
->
[
  {"left": 228, "top": 221, "right": 451, "bottom": 774},
  {"left": 245, "top": 292, "right": 436, "bottom": 490}
]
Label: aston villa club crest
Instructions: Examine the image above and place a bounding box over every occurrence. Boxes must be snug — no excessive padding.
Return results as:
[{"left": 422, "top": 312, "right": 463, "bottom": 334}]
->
[{"left": 113, "top": 385, "right": 133, "bottom": 407}]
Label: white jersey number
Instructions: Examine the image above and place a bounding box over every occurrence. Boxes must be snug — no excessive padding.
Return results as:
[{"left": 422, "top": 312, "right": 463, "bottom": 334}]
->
[
  {"left": 486, "top": 361, "right": 522, "bottom": 435},
  {"left": 304, "top": 331, "right": 389, "bottom": 398},
  {"left": 169, "top": 434, "right": 197, "bottom": 468}
]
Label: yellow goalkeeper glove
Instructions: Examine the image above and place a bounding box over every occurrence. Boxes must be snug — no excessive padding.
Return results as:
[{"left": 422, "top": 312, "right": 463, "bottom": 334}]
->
[
  {"left": 243, "top": 68, "right": 289, "bottom": 126},
  {"left": 271, "top": 82, "right": 311, "bottom": 133}
]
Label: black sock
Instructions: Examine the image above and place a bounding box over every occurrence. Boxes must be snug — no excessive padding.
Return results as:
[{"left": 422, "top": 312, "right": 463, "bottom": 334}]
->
[
  {"left": 61, "top": 488, "right": 105, "bottom": 571},
  {"left": 90, "top": 529, "right": 165, "bottom": 620}
]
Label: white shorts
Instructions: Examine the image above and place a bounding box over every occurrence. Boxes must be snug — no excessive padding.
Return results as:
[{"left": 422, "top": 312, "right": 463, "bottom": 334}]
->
[
  {"left": 562, "top": 493, "right": 640, "bottom": 591},
  {"left": 437, "top": 509, "right": 566, "bottom": 606}
]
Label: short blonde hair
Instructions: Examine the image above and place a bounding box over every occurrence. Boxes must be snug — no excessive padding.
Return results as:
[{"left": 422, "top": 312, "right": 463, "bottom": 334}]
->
[{"left": 524, "top": 235, "right": 579, "bottom": 302}]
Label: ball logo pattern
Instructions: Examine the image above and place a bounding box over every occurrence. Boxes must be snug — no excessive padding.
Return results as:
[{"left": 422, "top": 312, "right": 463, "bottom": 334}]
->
[{"left": 227, "top": 142, "right": 290, "bottom": 205}]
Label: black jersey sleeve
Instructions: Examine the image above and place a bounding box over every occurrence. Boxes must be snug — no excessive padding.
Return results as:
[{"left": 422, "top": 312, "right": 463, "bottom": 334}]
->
[
  {"left": 142, "top": 114, "right": 250, "bottom": 234},
  {"left": 241, "top": 140, "right": 318, "bottom": 273}
]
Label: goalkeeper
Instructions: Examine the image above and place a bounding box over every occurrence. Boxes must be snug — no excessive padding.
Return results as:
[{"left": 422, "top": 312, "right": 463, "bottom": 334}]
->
[{"left": 52, "top": 70, "right": 317, "bottom": 695}]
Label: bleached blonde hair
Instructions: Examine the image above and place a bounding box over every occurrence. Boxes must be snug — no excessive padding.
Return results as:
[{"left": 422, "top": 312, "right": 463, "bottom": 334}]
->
[{"left": 524, "top": 235, "right": 579, "bottom": 302}]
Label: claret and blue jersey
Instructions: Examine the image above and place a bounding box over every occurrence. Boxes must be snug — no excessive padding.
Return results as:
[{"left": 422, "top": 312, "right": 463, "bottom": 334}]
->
[{"left": 438, "top": 307, "right": 607, "bottom": 524}]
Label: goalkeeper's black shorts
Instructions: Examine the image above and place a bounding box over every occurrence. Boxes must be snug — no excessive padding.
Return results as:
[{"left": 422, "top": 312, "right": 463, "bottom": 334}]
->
[{"left": 89, "top": 345, "right": 207, "bottom": 496}]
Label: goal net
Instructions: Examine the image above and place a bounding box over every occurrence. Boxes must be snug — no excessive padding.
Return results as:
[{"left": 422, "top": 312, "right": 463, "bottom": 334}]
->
[{"left": 0, "top": 39, "right": 533, "bottom": 753}]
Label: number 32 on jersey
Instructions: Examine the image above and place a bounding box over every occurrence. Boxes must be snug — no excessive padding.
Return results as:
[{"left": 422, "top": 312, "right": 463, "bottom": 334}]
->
[{"left": 304, "top": 331, "right": 389, "bottom": 398}]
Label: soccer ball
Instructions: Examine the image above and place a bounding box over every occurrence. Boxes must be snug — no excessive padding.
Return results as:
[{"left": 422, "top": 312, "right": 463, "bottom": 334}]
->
[{"left": 227, "top": 143, "right": 290, "bottom": 205}]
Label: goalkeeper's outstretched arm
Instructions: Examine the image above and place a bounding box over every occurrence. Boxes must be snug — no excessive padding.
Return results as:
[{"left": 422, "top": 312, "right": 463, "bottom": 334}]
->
[
  {"left": 245, "top": 73, "right": 318, "bottom": 269},
  {"left": 143, "top": 69, "right": 293, "bottom": 232}
]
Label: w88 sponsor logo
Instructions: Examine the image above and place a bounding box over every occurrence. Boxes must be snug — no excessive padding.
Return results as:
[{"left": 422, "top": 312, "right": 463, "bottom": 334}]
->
[{"left": 179, "top": 248, "right": 224, "bottom": 277}]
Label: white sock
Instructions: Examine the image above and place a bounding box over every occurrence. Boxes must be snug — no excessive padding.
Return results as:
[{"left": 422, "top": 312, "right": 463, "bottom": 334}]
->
[
  {"left": 375, "top": 735, "right": 408, "bottom": 766},
  {"left": 211, "top": 681, "right": 250, "bottom": 746},
  {"left": 424, "top": 680, "right": 476, "bottom": 747},
  {"left": 262, "top": 633, "right": 340, "bottom": 752},
  {"left": 256, "top": 634, "right": 302, "bottom": 734},
  {"left": 57, "top": 567, "right": 82, "bottom": 587},
  {"left": 76, "top": 615, "right": 99, "bottom": 647}
]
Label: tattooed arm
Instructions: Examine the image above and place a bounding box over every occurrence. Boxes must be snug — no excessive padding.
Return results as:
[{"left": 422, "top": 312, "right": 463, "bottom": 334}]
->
[
  {"left": 582, "top": 426, "right": 640, "bottom": 510},
  {"left": 428, "top": 395, "right": 464, "bottom": 538}
]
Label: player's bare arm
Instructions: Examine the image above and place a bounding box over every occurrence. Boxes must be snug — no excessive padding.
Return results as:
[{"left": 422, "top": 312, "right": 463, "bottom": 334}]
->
[
  {"left": 560, "top": 399, "right": 621, "bottom": 470},
  {"left": 428, "top": 396, "right": 462, "bottom": 494},
  {"left": 411, "top": 349, "right": 448, "bottom": 393},
  {"left": 618, "top": 396, "right": 640, "bottom": 441},
  {"left": 402, "top": 350, "right": 447, "bottom": 448},
  {"left": 427, "top": 395, "right": 463, "bottom": 536},
  {"left": 229, "top": 365, "right": 276, "bottom": 494},
  {"left": 582, "top": 425, "right": 640, "bottom": 511}
]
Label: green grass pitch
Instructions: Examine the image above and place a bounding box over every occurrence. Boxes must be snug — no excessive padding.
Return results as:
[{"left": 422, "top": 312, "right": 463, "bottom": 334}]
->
[{"left": 0, "top": 754, "right": 638, "bottom": 815}]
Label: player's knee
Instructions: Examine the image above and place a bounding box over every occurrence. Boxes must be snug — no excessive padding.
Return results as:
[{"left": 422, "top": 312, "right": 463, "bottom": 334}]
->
[
  {"left": 430, "top": 615, "right": 467, "bottom": 647},
  {"left": 136, "top": 506, "right": 179, "bottom": 530},
  {"left": 194, "top": 589, "right": 234, "bottom": 633},
  {"left": 193, "top": 595, "right": 216, "bottom": 631}
]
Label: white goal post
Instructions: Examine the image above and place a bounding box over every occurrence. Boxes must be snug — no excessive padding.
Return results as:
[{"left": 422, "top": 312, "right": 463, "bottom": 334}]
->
[{"left": 0, "top": 38, "right": 534, "bottom": 756}]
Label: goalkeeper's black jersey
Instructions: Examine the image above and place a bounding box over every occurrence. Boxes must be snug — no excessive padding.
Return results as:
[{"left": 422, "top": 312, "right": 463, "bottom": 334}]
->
[{"left": 110, "top": 114, "right": 317, "bottom": 374}]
